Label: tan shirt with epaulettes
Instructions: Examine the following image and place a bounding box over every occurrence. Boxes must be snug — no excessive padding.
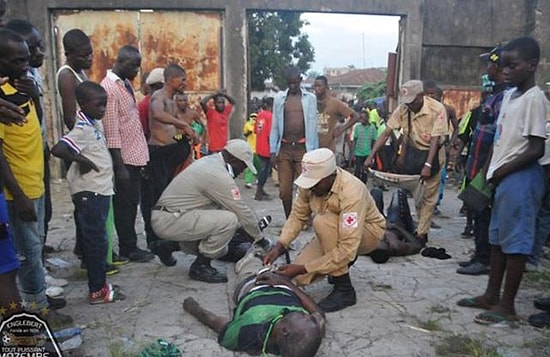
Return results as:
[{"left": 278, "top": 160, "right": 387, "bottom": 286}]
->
[{"left": 279, "top": 168, "right": 386, "bottom": 275}]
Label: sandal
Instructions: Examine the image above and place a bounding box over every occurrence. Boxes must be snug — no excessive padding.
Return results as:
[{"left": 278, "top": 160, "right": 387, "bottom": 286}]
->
[
  {"left": 89, "top": 283, "right": 125, "bottom": 304},
  {"left": 457, "top": 297, "right": 495, "bottom": 309},
  {"left": 474, "top": 311, "right": 517, "bottom": 325}
]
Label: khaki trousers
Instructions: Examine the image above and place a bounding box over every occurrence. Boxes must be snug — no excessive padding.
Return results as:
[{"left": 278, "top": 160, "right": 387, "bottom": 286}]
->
[
  {"left": 416, "top": 164, "right": 443, "bottom": 236},
  {"left": 151, "top": 209, "right": 238, "bottom": 259},
  {"left": 294, "top": 209, "right": 381, "bottom": 286}
]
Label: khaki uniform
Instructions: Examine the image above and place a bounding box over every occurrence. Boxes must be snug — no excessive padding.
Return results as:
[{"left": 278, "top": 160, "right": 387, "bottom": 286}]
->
[
  {"left": 387, "top": 96, "right": 448, "bottom": 235},
  {"left": 279, "top": 168, "right": 386, "bottom": 285},
  {"left": 151, "top": 153, "right": 262, "bottom": 259}
]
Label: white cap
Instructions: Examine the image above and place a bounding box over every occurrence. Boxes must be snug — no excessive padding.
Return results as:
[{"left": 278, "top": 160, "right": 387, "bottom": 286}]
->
[
  {"left": 294, "top": 148, "right": 336, "bottom": 189},
  {"left": 225, "top": 139, "right": 257, "bottom": 175},
  {"left": 145, "top": 67, "right": 165, "bottom": 85},
  {"left": 399, "top": 80, "right": 423, "bottom": 104}
]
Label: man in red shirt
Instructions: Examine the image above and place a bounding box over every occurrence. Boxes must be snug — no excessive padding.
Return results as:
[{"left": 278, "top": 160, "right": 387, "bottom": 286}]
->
[
  {"left": 254, "top": 97, "right": 273, "bottom": 200},
  {"left": 201, "top": 91, "right": 235, "bottom": 153}
]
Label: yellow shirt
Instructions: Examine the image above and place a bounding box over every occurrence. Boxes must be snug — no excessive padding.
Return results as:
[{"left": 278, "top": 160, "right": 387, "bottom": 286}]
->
[
  {"left": 243, "top": 119, "right": 256, "bottom": 153},
  {"left": 0, "top": 83, "right": 44, "bottom": 200},
  {"left": 279, "top": 168, "right": 386, "bottom": 275}
]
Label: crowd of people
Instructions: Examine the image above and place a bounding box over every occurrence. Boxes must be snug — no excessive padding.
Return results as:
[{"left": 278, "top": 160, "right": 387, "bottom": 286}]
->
[{"left": 0, "top": 15, "right": 549, "bottom": 356}]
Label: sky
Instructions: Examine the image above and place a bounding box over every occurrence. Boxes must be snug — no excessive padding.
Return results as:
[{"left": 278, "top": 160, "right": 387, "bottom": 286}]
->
[{"left": 301, "top": 13, "right": 400, "bottom": 74}]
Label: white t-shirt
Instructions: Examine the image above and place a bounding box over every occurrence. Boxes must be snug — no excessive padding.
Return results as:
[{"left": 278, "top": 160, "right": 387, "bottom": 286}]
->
[
  {"left": 538, "top": 96, "right": 550, "bottom": 166},
  {"left": 487, "top": 86, "right": 548, "bottom": 180}
]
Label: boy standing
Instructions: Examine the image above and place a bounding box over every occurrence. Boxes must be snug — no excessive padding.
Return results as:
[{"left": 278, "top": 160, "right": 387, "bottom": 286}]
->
[
  {"left": 51, "top": 82, "right": 125, "bottom": 304},
  {"left": 458, "top": 37, "right": 547, "bottom": 325},
  {"left": 352, "top": 112, "right": 377, "bottom": 183}
]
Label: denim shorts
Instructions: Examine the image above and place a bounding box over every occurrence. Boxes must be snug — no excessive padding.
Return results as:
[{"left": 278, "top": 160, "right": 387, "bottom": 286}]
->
[
  {"left": 489, "top": 163, "right": 545, "bottom": 254},
  {"left": 0, "top": 193, "right": 19, "bottom": 274}
]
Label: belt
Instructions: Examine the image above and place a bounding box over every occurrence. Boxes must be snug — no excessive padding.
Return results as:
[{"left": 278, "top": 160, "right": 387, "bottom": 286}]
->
[{"left": 281, "top": 137, "right": 306, "bottom": 146}]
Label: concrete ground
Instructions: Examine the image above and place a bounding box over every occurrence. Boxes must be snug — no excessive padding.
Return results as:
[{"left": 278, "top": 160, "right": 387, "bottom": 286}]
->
[{"left": 44, "top": 175, "right": 550, "bottom": 357}]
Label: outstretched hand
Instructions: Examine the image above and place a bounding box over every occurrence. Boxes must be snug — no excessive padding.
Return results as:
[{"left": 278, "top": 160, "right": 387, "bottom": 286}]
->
[{"left": 275, "top": 264, "right": 306, "bottom": 279}]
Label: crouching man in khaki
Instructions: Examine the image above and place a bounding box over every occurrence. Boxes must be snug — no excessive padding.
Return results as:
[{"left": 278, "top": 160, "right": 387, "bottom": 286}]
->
[
  {"left": 263, "top": 148, "right": 386, "bottom": 312},
  {"left": 151, "top": 139, "right": 269, "bottom": 283}
]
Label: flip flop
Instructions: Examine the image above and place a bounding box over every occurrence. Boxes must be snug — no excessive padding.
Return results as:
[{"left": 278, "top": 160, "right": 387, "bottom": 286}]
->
[
  {"left": 474, "top": 311, "right": 517, "bottom": 326},
  {"left": 457, "top": 297, "right": 491, "bottom": 309}
]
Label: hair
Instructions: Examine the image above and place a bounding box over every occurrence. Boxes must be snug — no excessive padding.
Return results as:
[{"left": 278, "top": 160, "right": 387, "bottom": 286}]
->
[
  {"left": 263, "top": 97, "right": 274, "bottom": 108},
  {"left": 62, "top": 29, "right": 90, "bottom": 53},
  {"left": 164, "top": 63, "right": 185, "bottom": 80},
  {"left": 284, "top": 66, "right": 302, "bottom": 80},
  {"left": 502, "top": 36, "right": 540, "bottom": 63},
  {"left": 0, "top": 28, "right": 26, "bottom": 54},
  {"left": 433, "top": 87, "right": 443, "bottom": 98},
  {"left": 75, "top": 81, "right": 107, "bottom": 106},
  {"left": 116, "top": 45, "right": 140, "bottom": 62},
  {"left": 5, "top": 19, "right": 36, "bottom": 37},
  {"left": 422, "top": 79, "right": 438, "bottom": 91},
  {"left": 315, "top": 75, "right": 328, "bottom": 86},
  {"left": 278, "top": 312, "right": 323, "bottom": 357}
]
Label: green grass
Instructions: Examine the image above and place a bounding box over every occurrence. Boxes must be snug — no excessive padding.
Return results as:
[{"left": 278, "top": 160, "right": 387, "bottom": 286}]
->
[{"left": 434, "top": 335, "right": 500, "bottom": 357}]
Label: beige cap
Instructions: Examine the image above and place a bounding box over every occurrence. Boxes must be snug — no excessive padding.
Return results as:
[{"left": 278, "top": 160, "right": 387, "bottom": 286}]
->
[
  {"left": 399, "top": 80, "right": 423, "bottom": 104},
  {"left": 225, "top": 139, "right": 257, "bottom": 175},
  {"left": 294, "top": 148, "right": 336, "bottom": 189},
  {"left": 145, "top": 67, "right": 165, "bottom": 85}
]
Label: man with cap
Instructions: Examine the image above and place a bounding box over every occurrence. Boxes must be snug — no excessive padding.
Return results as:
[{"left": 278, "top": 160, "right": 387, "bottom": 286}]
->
[
  {"left": 263, "top": 148, "right": 386, "bottom": 312},
  {"left": 365, "top": 80, "right": 448, "bottom": 246},
  {"left": 141, "top": 64, "right": 196, "bottom": 266},
  {"left": 454, "top": 46, "right": 507, "bottom": 275},
  {"left": 151, "top": 139, "right": 270, "bottom": 283},
  {"left": 138, "top": 67, "right": 164, "bottom": 140}
]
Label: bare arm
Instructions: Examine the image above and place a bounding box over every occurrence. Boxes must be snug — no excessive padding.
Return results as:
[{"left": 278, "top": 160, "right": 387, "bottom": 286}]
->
[
  {"left": 420, "top": 135, "right": 442, "bottom": 180},
  {"left": 490, "top": 136, "right": 545, "bottom": 185},
  {"left": 150, "top": 95, "right": 193, "bottom": 135},
  {"left": 51, "top": 141, "right": 99, "bottom": 174},
  {"left": 334, "top": 112, "right": 359, "bottom": 139},
  {"left": 109, "top": 148, "right": 129, "bottom": 181},
  {"left": 183, "top": 297, "right": 229, "bottom": 334},
  {"left": 57, "top": 70, "right": 79, "bottom": 130},
  {"left": 364, "top": 126, "right": 393, "bottom": 168},
  {"left": 222, "top": 92, "right": 236, "bottom": 105},
  {"left": 200, "top": 94, "right": 215, "bottom": 114}
]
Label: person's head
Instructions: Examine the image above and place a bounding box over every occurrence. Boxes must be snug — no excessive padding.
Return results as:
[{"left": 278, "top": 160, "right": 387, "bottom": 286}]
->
[
  {"left": 248, "top": 112, "right": 258, "bottom": 122},
  {"left": 214, "top": 94, "right": 226, "bottom": 112},
  {"left": 62, "top": 29, "right": 93, "bottom": 71},
  {"left": 295, "top": 148, "right": 337, "bottom": 197},
  {"left": 271, "top": 311, "right": 323, "bottom": 357},
  {"left": 222, "top": 139, "right": 257, "bottom": 177},
  {"left": 174, "top": 91, "right": 188, "bottom": 111},
  {"left": 75, "top": 81, "right": 108, "bottom": 120},
  {"left": 285, "top": 66, "right": 302, "bottom": 95},
  {"left": 370, "top": 248, "right": 390, "bottom": 264},
  {"left": 145, "top": 67, "right": 165, "bottom": 94},
  {"left": 113, "top": 45, "right": 141, "bottom": 81},
  {"left": 313, "top": 75, "right": 329, "bottom": 99},
  {"left": 422, "top": 79, "right": 442, "bottom": 101},
  {"left": 359, "top": 109, "right": 369, "bottom": 125},
  {"left": 164, "top": 63, "right": 186, "bottom": 92},
  {"left": 263, "top": 97, "right": 274, "bottom": 111},
  {"left": 0, "top": 29, "right": 30, "bottom": 80},
  {"left": 500, "top": 37, "right": 540, "bottom": 89},
  {"left": 5, "top": 19, "right": 44, "bottom": 69},
  {"left": 479, "top": 46, "right": 504, "bottom": 83},
  {"left": 399, "top": 80, "right": 424, "bottom": 113}
]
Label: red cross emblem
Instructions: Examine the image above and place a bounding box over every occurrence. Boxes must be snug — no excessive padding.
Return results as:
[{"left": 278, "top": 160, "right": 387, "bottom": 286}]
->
[{"left": 342, "top": 212, "right": 358, "bottom": 228}]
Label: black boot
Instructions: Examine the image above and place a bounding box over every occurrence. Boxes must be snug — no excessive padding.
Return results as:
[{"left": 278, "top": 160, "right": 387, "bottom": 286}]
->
[
  {"left": 151, "top": 240, "right": 179, "bottom": 267},
  {"left": 318, "top": 274, "right": 356, "bottom": 312},
  {"left": 189, "top": 254, "right": 228, "bottom": 283}
]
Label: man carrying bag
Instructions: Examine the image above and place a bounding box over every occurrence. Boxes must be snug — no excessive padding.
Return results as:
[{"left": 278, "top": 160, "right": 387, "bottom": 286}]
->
[{"left": 365, "top": 80, "right": 448, "bottom": 246}]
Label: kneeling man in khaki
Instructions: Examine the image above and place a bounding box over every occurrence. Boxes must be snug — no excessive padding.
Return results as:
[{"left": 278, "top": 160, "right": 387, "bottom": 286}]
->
[{"left": 264, "top": 148, "right": 386, "bottom": 312}]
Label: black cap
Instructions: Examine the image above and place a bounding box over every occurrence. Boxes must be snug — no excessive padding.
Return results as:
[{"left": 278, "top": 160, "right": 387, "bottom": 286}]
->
[{"left": 479, "top": 46, "right": 503, "bottom": 64}]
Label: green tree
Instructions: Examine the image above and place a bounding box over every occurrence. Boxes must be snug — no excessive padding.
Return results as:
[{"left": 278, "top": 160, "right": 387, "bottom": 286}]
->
[
  {"left": 356, "top": 80, "right": 386, "bottom": 103},
  {"left": 248, "top": 11, "right": 315, "bottom": 90}
]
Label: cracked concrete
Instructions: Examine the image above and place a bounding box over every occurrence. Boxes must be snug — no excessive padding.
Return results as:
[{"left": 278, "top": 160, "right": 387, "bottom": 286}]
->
[{"left": 43, "top": 176, "right": 549, "bottom": 356}]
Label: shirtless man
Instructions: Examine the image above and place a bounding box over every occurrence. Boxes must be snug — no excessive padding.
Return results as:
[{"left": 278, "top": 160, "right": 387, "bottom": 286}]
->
[
  {"left": 144, "top": 64, "right": 195, "bottom": 265},
  {"left": 270, "top": 66, "right": 318, "bottom": 218},
  {"left": 56, "top": 29, "right": 93, "bottom": 130}
]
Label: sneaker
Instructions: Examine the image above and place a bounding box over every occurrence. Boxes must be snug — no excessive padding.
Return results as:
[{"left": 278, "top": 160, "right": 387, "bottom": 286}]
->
[
  {"left": 106, "top": 264, "right": 120, "bottom": 276},
  {"left": 89, "top": 284, "right": 126, "bottom": 305},
  {"left": 151, "top": 240, "right": 178, "bottom": 267},
  {"left": 112, "top": 253, "right": 130, "bottom": 266},
  {"left": 456, "top": 261, "right": 490, "bottom": 275},
  {"left": 47, "top": 295, "right": 67, "bottom": 310},
  {"left": 45, "top": 275, "right": 68, "bottom": 287},
  {"left": 122, "top": 248, "right": 155, "bottom": 263},
  {"left": 458, "top": 258, "right": 476, "bottom": 267},
  {"left": 43, "top": 310, "right": 74, "bottom": 330},
  {"left": 245, "top": 183, "right": 254, "bottom": 189},
  {"left": 46, "top": 286, "right": 64, "bottom": 298}
]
